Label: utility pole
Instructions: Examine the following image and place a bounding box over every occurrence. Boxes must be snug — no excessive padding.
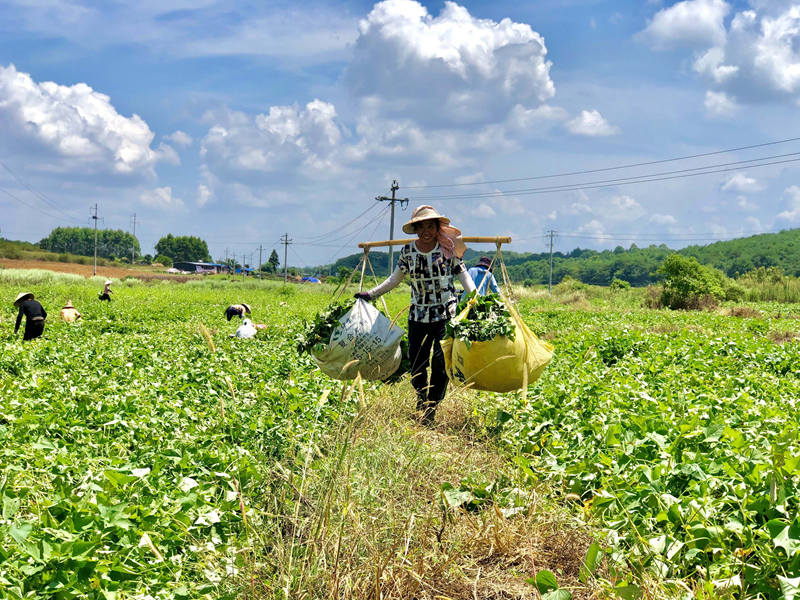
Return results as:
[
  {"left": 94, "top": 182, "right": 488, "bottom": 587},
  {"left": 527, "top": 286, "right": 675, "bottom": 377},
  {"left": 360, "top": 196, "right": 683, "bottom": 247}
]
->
[
  {"left": 130, "top": 213, "right": 137, "bottom": 264},
  {"left": 281, "top": 233, "right": 292, "bottom": 283},
  {"left": 375, "top": 180, "right": 408, "bottom": 275},
  {"left": 548, "top": 230, "right": 556, "bottom": 293},
  {"left": 91, "top": 204, "right": 100, "bottom": 276},
  {"left": 258, "top": 244, "right": 263, "bottom": 277}
]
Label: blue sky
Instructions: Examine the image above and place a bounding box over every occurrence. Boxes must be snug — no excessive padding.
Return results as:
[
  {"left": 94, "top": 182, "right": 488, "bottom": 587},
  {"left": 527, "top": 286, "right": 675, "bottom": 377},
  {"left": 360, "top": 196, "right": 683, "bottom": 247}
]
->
[{"left": 2, "top": 0, "right": 800, "bottom": 267}]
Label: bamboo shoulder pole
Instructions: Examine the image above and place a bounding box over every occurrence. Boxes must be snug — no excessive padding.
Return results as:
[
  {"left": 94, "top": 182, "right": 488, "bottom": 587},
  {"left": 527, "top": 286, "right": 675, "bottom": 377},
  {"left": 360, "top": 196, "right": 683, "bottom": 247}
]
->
[{"left": 358, "top": 236, "right": 511, "bottom": 249}]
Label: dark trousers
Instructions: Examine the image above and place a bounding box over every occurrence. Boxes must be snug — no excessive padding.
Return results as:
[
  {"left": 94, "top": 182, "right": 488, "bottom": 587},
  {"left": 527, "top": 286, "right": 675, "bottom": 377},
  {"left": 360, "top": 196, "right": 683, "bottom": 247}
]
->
[
  {"left": 225, "top": 307, "right": 242, "bottom": 321},
  {"left": 98, "top": 293, "right": 111, "bottom": 302},
  {"left": 23, "top": 320, "right": 45, "bottom": 341},
  {"left": 408, "top": 319, "right": 448, "bottom": 413}
]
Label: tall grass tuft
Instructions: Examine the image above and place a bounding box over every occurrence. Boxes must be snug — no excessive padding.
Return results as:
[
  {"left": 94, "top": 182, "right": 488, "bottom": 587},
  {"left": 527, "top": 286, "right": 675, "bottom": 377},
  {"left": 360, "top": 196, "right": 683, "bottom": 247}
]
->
[
  {"left": 198, "top": 322, "right": 216, "bottom": 352},
  {"left": 0, "top": 269, "right": 85, "bottom": 285},
  {"left": 738, "top": 267, "right": 800, "bottom": 303}
]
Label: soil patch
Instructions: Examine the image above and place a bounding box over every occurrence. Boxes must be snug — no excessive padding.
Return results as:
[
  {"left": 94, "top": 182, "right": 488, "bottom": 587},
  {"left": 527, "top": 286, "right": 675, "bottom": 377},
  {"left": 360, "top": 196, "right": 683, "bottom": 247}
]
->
[{"left": 0, "top": 258, "right": 198, "bottom": 281}]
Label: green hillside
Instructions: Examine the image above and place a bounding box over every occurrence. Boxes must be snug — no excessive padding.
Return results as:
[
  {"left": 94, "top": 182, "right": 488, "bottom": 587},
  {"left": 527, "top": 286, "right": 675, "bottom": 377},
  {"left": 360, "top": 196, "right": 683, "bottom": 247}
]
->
[{"left": 317, "top": 228, "right": 800, "bottom": 286}]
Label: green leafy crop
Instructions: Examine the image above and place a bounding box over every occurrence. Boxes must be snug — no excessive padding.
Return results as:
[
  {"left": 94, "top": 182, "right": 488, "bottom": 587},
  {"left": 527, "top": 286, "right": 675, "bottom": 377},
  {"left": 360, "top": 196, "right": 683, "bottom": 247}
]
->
[
  {"left": 295, "top": 299, "right": 354, "bottom": 355},
  {"left": 445, "top": 291, "right": 515, "bottom": 348}
]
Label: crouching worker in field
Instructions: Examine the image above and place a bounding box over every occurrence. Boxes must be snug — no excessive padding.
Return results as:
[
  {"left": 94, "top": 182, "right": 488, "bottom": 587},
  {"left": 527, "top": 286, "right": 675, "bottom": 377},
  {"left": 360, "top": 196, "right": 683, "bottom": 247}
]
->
[
  {"left": 14, "top": 292, "right": 47, "bottom": 341},
  {"left": 355, "top": 205, "right": 476, "bottom": 425},
  {"left": 233, "top": 318, "right": 257, "bottom": 339},
  {"left": 98, "top": 280, "right": 113, "bottom": 302},
  {"left": 60, "top": 300, "right": 81, "bottom": 322},
  {"left": 224, "top": 303, "right": 251, "bottom": 321}
]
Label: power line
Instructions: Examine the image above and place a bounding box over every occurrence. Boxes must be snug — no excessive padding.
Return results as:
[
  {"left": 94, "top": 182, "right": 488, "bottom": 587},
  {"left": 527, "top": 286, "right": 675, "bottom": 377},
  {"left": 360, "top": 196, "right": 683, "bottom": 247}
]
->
[
  {"left": 293, "top": 202, "right": 383, "bottom": 242},
  {"left": 0, "top": 161, "right": 83, "bottom": 223},
  {"left": 0, "top": 185, "right": 78, "bottom": 225},
  {"left": 410, "top": 154, "right": 800, "bottom": 201},
  {"left": 403, "top": 135, "right": 800, "bottom": 189}
]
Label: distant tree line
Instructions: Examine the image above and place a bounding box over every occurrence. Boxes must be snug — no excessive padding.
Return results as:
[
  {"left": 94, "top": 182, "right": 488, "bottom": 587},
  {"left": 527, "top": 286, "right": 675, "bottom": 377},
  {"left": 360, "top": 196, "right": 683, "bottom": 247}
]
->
[
  {"left": 317, "top": 228, "right": 800, "bottom": 286},
  {"left": 39, "top": 227, "right": 140, "bottom": 260}
]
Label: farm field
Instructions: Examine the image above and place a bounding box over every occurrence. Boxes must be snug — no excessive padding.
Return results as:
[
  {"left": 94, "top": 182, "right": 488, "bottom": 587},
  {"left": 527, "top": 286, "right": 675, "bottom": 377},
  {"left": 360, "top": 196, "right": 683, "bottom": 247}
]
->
[{"left": 1, "top": 269, "right": 799, "bottom": 599}]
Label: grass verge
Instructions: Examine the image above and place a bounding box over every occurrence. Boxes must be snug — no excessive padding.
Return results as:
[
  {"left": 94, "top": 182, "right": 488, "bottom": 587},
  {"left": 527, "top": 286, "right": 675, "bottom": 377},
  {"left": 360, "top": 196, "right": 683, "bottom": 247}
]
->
[{"left": 250, "top": 380, "right": 609, "bottom": 600}]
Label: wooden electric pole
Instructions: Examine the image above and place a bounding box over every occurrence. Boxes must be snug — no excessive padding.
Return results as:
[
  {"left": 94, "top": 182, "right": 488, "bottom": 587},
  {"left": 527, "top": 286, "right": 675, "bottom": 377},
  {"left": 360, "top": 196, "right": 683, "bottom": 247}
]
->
[
  {"left": 548, "top": 230, "right": 556, "bottom": 293},
  {"left": 131, "top": 213, "right": 137, "bottom": 264},
  {"left": 281, "top": 233, "right": 292, "bottom": 283},
  {"left": 91, "top": 204, "right": 100, "bottom": 276},
  {"left": 375, "top": 180, "right": 408, "bottom": 275}
]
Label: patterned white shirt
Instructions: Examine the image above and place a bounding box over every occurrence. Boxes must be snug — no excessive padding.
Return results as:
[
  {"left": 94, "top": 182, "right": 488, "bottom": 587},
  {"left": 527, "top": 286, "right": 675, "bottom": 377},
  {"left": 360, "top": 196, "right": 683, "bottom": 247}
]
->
[{"left": 396, "top": 242, "right": 466, "bottom": 323}]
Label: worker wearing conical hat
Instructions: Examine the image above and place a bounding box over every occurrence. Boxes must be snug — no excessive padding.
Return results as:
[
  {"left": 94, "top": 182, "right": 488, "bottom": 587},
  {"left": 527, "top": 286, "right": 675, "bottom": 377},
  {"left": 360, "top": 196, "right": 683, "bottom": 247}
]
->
[
  {"left": 60, "top": 300, "right": 81, "bottom": 323},
  {"left": 224, "top": 303, "right": 251, "bottom": 321},
  {"left": 14, "top": 292, "right": 47, "bottom": 341},
  {"left": 354, "top": 205, "right": 476, "bottom": 425},
  {"left": 98, "top": 279, "right": 113, "bottom": 302}
]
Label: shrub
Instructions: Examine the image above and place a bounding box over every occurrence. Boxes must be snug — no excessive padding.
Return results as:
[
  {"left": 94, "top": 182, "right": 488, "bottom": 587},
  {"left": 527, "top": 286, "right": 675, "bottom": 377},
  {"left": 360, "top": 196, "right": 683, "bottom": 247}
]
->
[
  {"left": 154, "top": 254, "right": 172, "bottom": 267},
  {"left": 553, "top": 276, "right": 586, "bottom": 294},
  {"left": 658, "top": 254, "right": 742, "bottom": 309},
  {"left": 610, "top": 278, "right": 631, "bottom": 290}
]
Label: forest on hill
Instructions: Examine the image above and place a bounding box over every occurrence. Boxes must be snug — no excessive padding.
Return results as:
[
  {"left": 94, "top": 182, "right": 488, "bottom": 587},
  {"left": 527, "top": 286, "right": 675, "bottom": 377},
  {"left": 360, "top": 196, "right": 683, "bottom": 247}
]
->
[{"left": 316, "top": 228, "right": 800, "bottom": 286}]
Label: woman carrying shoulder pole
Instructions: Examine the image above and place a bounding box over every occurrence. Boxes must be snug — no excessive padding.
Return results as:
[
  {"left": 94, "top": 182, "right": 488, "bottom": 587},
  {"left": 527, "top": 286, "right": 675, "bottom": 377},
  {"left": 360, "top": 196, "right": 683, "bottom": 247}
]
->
[{"left": 355, "top": 205, "right": 476, "bottom": 425}]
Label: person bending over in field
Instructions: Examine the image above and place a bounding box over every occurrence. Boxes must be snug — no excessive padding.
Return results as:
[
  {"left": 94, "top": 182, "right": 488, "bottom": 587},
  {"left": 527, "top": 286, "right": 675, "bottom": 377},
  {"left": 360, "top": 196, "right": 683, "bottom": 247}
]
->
[
  {"left": 225, "top": 303, "right": 251, "bottom": 321},
  {"left": 98, "top": 280, "right": 113, "bottom": 302},
  {"left": 14, "top": 292, "right": 47, "bottom": 341},
  {"left": 355, "top": 205, "right": 476, "bottom": 425},
  {"left": 60, "top": 300, "right": 81, "bottom": 322}
]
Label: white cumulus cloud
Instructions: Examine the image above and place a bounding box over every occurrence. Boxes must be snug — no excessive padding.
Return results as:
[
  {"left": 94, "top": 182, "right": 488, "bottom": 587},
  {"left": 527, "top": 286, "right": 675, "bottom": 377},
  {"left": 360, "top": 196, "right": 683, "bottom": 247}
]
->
[
  {"left": 474, "top": 203, "right": 496, "bottom": 218},
  {"left": 642, "top": 0, "right": 730, "bottom": 49},
  {"left": 650, "top": 213, "right": 677, "bottom": 225},
  {"left": 0, "top": 63, "right": 164, "bottom": 175},
  {"left": 777, "top": 185, "right": 800, "bottom": 222},
  {"left": 140, "top": 186, "right": 184, "bottom": 210},
  {"left": 693, "top": 47, "right": 739, "bottom": 83},
  {"left": 648, "top": 4, "right": 800, "bottom": 106},
  {"left": 721, "top": 172, "right": 763, "bottom": 193},
  {"left": 165, "top": 130, "right": 193, "bottom": 147},
  {"left": 197, "top": 184, "right": 212, "bottom": 207},
  {"left": 201, "top": 100, "right": 346, "bottom": 178},
  {"left": 565, "top": 109, "right": 619, "bottom": 136},
  {"left": 704, "top": 90, "right": 739, "bottom": 116},
  {"left": 347, "top": 0, "right": 555, "bottom": 127}
]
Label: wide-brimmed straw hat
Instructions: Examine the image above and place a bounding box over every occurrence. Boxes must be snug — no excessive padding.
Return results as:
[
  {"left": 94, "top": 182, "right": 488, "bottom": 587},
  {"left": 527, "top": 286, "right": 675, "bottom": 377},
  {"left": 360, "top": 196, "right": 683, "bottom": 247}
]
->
[
  {"left": 241, "top": 303, "right": 252, "bottom": 313},
  {"left": 475, "top": 256, "right": 492, "bottom": 269},
  {"left": 105, "top": 279, "right": 112, "bottom": 285},
  {"left": 63, "top": 300, "right": 74, "bottom": 309},
  {"left": 402, "top": 205, "right": 450, "bottom": 234},
  {"left": 14, "top": 292, "right": 34, "bottom": 306}
]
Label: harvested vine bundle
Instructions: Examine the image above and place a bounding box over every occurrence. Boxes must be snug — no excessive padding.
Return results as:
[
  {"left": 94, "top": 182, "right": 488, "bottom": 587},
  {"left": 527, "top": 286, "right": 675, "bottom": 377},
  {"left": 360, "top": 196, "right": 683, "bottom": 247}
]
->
[
  {"left": 442, "top": 292, "right": 553, "bottom": 393},
  {"left": 445, "top": 291, "right": 514, "bottom": 348},
  {"left": 297, "top": 299, "right": 404, "bottom": 381},
  {"left": 296, "top": 299, "right": 354, "bottom": 355}
]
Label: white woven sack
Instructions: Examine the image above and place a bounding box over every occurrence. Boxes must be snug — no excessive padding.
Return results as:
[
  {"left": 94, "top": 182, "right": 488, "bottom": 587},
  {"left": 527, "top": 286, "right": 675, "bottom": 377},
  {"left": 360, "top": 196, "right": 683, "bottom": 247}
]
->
[{"left": 313, "top": 299, "right": 404, "bottom": 380}]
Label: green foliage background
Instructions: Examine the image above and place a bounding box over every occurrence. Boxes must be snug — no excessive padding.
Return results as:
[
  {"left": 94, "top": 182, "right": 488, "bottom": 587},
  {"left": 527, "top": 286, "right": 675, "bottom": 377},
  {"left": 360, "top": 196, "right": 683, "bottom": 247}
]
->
[
  {"left": 154, "top": 234, "right": 212, "bottom": 263},
  {"left": 319, "top": 228, "right": 800, "bottom": 287},
  {"left": 1, "top": 273, "right": 799, "bottom": 599},
  {"left": 38, "top": 227, "right": 140, "bottom": 260}
]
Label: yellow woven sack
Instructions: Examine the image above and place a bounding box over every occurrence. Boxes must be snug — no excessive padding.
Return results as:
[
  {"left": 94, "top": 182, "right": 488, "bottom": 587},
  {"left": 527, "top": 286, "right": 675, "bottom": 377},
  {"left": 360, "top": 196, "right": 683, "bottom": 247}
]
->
[{"left": 442, "top": 296, "right": 554, "bottom": 393}]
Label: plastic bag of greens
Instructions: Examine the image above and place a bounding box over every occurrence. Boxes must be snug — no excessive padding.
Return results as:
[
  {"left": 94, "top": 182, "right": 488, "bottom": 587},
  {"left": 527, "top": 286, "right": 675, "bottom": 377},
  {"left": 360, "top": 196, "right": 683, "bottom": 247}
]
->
[{"left": 297, "top": 299, "right": 404, "bottom": 381}]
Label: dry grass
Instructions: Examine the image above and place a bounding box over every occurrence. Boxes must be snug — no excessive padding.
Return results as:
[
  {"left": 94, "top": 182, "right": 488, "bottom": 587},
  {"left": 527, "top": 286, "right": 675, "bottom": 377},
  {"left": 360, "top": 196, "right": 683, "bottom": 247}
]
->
[
  {"left": 768, "top": 329, "right": 800, "bottom": 344},
  {"left": 726, "top": 306, "right": 762, "bottom": 318},
  {"left": 250, "top": 383, "right": 609, "bottom": 600}
]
